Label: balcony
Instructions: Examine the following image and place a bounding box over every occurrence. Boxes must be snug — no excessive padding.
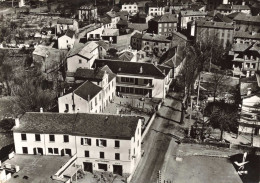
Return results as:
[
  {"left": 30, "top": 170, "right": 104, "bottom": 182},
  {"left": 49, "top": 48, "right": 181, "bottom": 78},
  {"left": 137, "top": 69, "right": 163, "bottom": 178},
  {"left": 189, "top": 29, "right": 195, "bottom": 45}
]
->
[{"left": 117, "top": 82, "right": 154, "bottom": 89}]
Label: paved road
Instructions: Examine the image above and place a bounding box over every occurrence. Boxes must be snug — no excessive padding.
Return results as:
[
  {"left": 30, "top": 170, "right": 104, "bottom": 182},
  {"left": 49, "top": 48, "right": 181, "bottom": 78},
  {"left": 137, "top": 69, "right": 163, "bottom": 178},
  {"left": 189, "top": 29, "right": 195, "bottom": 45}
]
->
[{"left": 130, "top": 93, "right": 183, "bottom": 183}]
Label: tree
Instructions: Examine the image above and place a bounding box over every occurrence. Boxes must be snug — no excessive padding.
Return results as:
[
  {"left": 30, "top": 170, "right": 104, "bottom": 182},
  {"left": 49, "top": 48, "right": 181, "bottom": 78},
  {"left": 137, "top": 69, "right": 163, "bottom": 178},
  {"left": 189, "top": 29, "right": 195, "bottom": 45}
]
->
[{"left": 205, "top": 101, "right": 238, "bottom": 141}]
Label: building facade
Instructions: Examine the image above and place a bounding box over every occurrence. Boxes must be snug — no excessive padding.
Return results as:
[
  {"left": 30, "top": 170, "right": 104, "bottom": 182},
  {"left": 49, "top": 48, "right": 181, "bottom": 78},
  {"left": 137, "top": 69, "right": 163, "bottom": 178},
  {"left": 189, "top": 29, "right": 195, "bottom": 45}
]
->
[
  {"left": 12, "top": 112, "right": 142, "bottom": 177},
  {"left": 179, "top": 10, "right": 207, "bottom": 30},
  {"left": 121, "top": 2, "right": 138, "bottom": 15},
  {"left": 78, "top": 4, "right": 98, "bottom": 22}
]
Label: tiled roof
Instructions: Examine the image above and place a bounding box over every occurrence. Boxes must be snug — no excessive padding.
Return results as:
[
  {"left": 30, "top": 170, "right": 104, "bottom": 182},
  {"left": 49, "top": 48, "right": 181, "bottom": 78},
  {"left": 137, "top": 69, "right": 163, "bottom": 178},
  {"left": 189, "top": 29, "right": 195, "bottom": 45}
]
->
[
  {"left": 233, "top": 13, "right": 260, "bottom": 23},
  {"left": 128, "top": 23, "right": 148, "bottom": 32},
  {"left": 142, "top": 33, "right": 171, "bottom": 42},
  {"left": 74, "top": 68, "right": 104, "bottom": 81},
  {"left": 67, "top": 41, "right": 98, "bottom": 59},
  {"left": 131, "top": 32, "right": 143, "bottom": 39},
  {"left": 216, "top": 4, "right": 232, "bottom": 10},
  {"left": 196, "top": 20, "right": 234, "bottom": 29},
  {"left": 180, "top": 10, "right": 206, "bottom": 16},
  {"left": 232, "top": 43, "right": 251, "bottom": 52},
  {"left": 117, "top": 19, "right": 128, "bottom": 25},
  {"left": 152, "top": 13, "right": 178, "bottom": 22},
  {"left": 214, "top": 13, "right": 233, "bottom": 23},
  {"left": 106, "top": 11, "right": 119, "bottom": 18},
  {"left": 102, "top": 29, "right": 119, "bottom": 36},
  {"left": 74, "top": 80, "right": 102, "bottom": 101},
  {"left": 157, "top": 65, "right": 171, "bottom": 75},
  {"left": 57, "top": 18, "right": 74, "bottom": 25},
  {"left": 100, "top": 17, "right": 111, "bottom": 24},
  {"left": 100, "top": 65, "right": 117, "bottom": 82},
  {"left": 96, "top": 40, "right": 110, "bottom": 50},
  {"left": 65, "top": 29, "right": 75, "bottom": 38},
  {"left": 232, "top": 5, "right": 251, "bottom": 10},
  {"left": 234, "top": 31, "right": 260, "bottom": 39},
  {"left": 14, "top": 112, "right": 140, "bottom": 139},
  {"left": 93, "top": 59, "right": 167, "bottom": 78},
  {"left": 118, "top": 51, "right": 134, "bottom": 61}
]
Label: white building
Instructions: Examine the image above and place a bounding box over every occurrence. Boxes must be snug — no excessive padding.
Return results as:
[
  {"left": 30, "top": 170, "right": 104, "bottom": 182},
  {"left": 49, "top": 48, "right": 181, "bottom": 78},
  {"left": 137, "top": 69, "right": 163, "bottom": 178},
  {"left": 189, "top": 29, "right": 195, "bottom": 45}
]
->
[
  {"left": 121, "top": 2, "right": 138, "bottom": 15},
  {"left": 93, "top": 59, "right": 173, "bottom": 99},
  {"left": 58, "top": 30, "right": 75, "bottom": 50},
  {"left": 56, "top": 18, "right": 79, "bottom": 34},
  {"left": 106, "top": 11, "right": 120, "bottom": 29},
  {"left": 148, "top": 4, "right": 166, "bottom": 16},
  {"left": 66, "top": 41, "right": 99, "bottom": 73},
  {"left": 78, "top": 4, "right": 98, "bottom": 21},
  {"left": 179, "top": 10, "right": 207, "bottom": 29},
  {"left": 60, "top": 66, "right": 117, "bottom": 113},
  {"left": 12, "top": 112, "right": 142, "bottom": 177}
]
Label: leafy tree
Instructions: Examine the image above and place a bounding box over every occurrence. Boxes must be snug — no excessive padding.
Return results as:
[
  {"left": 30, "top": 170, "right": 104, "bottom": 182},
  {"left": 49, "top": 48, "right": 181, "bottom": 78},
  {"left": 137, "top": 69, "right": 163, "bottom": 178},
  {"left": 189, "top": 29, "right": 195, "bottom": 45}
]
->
[{"left": 205, "top": 101, "right": 238, "bottom": 141}]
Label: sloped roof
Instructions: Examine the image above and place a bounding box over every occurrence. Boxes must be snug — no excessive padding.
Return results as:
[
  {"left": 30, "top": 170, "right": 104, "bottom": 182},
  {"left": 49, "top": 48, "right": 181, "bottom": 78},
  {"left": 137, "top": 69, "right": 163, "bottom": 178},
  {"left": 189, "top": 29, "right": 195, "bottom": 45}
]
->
[
  {"left": 131, "top": 32, "right": 143, "bottom": 39},
  {"left": 142, "top": 33, "right": 171, "bottom": 42},
  {"left": 102, "top": 29, "right": 119, "bottom": 36},
  {"left": 57, "top": 18, "right": 74, "bottom": 25},
  {"left": 233, "top": 12, "right": 260, "bottom": 23},
  {"left": 128, "top": 23, "right": 148, "bottom": 32},
  {"left": 232, "top": 43, "right": 251, "bottom": 52},
  {"left": 234, "top": 31, "right": 260, "bottom": 39},
  {"left": 152, "top": 13, "right": 178, "bottom": 22},
  {"left": 96, "top": 40, "right": 110, "bottom": 50},
  {"left": 196, "top": 20, "right": 234, "bottom": 29},
  {"left": 118, "top": 51, "right": 134, "bottom": 61},
  {"left": 180, "top": 10, "right": 207, "bottom": 16},
  {"left": 67, "top": 41, "right": 98, "bottom": 59},
  {"left": 106, "top": 11, "right": 119, "bottom": 18},
  {"left": 13, "top": 112, "right": 140, "bottom": 139},
  {"left": 117, "top": 19, "right": 128, "bottom": 25},
  {"left": 100, "top": 17, "right": 111, "bottom": 24},
  {"left": 65, "top": 29, "right": 75, "bottom": 38},
  {"left": 74, "top": 68, "right": 104, "bottom": 81},
  {"left": 74, "top": 80, "right": 102, "bottom": 101},
  {"left": 214, "top": 13, "right": 233, "bottom": 23},
  {"left": 93, "top": 59, "right": 167, "bottom": 78}
]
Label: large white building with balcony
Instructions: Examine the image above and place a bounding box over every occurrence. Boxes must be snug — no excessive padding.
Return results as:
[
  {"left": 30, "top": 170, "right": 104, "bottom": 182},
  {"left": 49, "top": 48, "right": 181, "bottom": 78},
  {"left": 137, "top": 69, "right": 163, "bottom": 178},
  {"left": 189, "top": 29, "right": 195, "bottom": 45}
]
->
[
  {"left": 121, "top": 2, "right": 138, "bottom": 15},
  {"left": 12, "top": 112, "right": 142, "bottom": 177},
  {"left": 93, "top": 59, "right": 173, "bottom": 99}
]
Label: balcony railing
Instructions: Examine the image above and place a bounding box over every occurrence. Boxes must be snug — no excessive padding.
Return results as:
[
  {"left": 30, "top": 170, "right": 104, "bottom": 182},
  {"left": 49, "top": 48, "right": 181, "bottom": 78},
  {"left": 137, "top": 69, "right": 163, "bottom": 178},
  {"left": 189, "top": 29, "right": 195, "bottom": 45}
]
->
[{"left": 117, "top": 82, "right": 154, "bottom": 89}]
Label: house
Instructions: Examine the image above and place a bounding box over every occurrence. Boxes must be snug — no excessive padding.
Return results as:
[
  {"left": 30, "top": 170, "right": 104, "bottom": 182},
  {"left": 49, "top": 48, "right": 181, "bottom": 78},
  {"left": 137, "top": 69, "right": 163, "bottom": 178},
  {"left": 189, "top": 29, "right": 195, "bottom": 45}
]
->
[
  {"left": 118, "top": 49, "right": 137, "bottom": 62},
  {"left": 66, "top": 41, "right": 99, "bottom": 72},
  {"left": 216, "top": 4, "right": 251, "bottom": 15},
  {"left": 93, "top": 59, "right": 172, "bottom": 99},
  {"left": 194, "top": 20, "right": 234, "bottom": 47},
  {"left": 58, "top": 29, "right": 75, "bottom": 50},
  {"left": 148, "top": 13, "right": 178, "bottom": 36},
  {"left": 63, "top": 66, "right": 116, "bottom": 113},
  {"left": 78, "top": 4, "right": 98, "bottom": 22},
  {"left": 102, "top": 29, "right": 119, "bottom": 44},
  {"left": 232, "top": 13, "right": 260, "bottom": 33},
  {"left": 56, "top": 18, "right": 79, "bottom": 34},
  {"left": 106, "top": 11, "right": 120, "bottom": 28},
  {"left": 229, "top": 42, "right": 260, "bottom": 77},
  {"left": 238, "top": 75, "right": 260, "bottom": 139},
  {"left": 96, "top": 40, "right": 110, "bottom": 59},
  {"left": 179, "top": 10, "right": 207, "bottom": 30},
  {"left": 141, "top": 33, "right": 171, "bottom": 56},
  {"left": 131, "top": 32, "right": 143, "bottom": 50},
  {"left": 147, "top": 2, "right": 167, "bottom": 16},
  {"left": 128, "top": 23, "right": 148, "bottom": 32},
  {"left": 121, "top": 2, "right": 139, "bottom": 15},
  {"left": 234, "top": 31, "right": 260, "bottom": 44},
  {"left": 12, "top": 112, "right": 142, "bottom": 177}
]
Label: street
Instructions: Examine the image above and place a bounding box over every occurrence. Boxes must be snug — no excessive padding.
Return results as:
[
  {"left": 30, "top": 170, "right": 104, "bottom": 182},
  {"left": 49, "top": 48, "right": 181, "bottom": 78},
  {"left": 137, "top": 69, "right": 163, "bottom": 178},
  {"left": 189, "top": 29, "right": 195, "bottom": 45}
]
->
[{"left": 130, "top": 92, "right": 183, "bottom": 183}]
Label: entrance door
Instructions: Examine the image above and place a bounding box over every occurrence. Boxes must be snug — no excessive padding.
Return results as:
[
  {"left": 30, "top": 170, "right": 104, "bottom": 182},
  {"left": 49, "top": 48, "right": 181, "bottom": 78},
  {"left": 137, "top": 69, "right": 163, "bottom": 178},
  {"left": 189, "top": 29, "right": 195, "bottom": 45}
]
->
[
  {"left": 98, "top": 163, "right": 108, "bottom": 171},
  {"left": 37, "top": 148, "right": 43, "bottom": 155},
  {"left": 135, "top": 78, "right": 138, "bottom": 85},
  {"left": 113, "top": 165, "right": 123, "bottom": 176},
  {"left": 83, "top": 162, "right": 93, "bottom": 173}
]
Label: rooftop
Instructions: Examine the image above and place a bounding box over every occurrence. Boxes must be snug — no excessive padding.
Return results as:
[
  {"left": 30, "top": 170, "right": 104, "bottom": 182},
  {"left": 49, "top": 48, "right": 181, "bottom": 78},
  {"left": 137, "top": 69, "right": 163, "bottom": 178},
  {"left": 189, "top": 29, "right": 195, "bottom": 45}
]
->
[
  {"left": 233, "top": 12, "right": 260, "bottom": 23},
  {"left": 234, "top": 31, "right": 260, "bottom": 39},
  {"left": 128, "top": 23, "right": 148, "bottom": 32},
  {"left": 142, "top": 33, "right": 171, "bottom": 42},
  {"left": 2, "top": 155, "right": 70, "bottom": 183},
  {"left": 152, "top": 13, "right": 178, "bottom": 22},
  {"left": 74, "top": 80, "right": 102, "bottom": 101},
  {"left": 118, "top": 51, "right": 134, "bottom": 61},
  {"left": 180, "top": 10, "right": 207, "bottom": 16},
  {"left": 65, "top": 29, "right": 75, "bottom": 39},
  {"left": 102, "top": 29, "right": 120, "bottom": 36},
  {"left": 57, "top": 18, "right": 75, "bottom": 25},
  {"left": 93, "top": 59, "right": 167, "bottom": 78},
  {"left": 67, "top": 41, "right": 98, "bottom": 59},
  {"left": 13, "top": 112, "right": 140, "bottom": 139},
  {"left": 196, "top": 20, "right": 234, "bottom": 29}
]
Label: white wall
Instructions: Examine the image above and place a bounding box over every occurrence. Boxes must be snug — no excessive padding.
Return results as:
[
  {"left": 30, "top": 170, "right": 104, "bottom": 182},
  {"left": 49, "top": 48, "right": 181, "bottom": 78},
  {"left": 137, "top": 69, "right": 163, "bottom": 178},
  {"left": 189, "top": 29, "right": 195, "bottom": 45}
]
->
[
  {"left": 86, "top": 27, "right": 104, "bottom": 40},
  {"left": 67, "top": 55, "right": 91, "bottom": 72},
  {"left": 153, "top": 78, "right": 165, "bottom": 99},
  {"left": 58, "top": 35, "right": 75, "bottom": 50}
]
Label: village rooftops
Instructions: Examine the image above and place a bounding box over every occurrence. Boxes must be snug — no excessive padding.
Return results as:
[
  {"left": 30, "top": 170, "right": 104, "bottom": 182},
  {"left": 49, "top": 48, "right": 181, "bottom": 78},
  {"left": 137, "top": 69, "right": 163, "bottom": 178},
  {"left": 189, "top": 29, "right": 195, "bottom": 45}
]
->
[
  {"left": 73, "top": 80, "right": 102, "bottom": 101},
  {"left": 75, "top": 65, "right": 116, "bottom": 82},
  {"left": 216, "top": 4, "right": 250, "bottom": 11},
  {"left": 142, "top": 33, "right": 171, "bottom": 42},
  {"left": 67, "top": 41, "right": 98, "bottom": 59},
  {"left": 196, "top": 20, "right": 234, "bottom": 29},
  {"left": 128, "top": 23, "right": 148, "bottom": 32},
  {"left": 118, "top": 51, "right": 134, "bottom": 61},
  {"left": 214, "top": 13, "right": 233, "bottom": 23},
  {"left": 180, "top": 10, "right": 207, "bottom": 16},
  {"left": 57, "top": 18, "right": 75, "bottom": 25},
  {"left": 152, "top": 13, "right": 178, "bottom": 22},
  {"left": 234, "top": 31, "right": 260, "bottom": 39},
  {"left": 12, "top": 112, "right": 140, "bottom": 139},
  {"left": 232, "top": 42, "right": 260, "bottom": 53},
  {"left": 102, "top": 29, "right": 119, "bottom": 36},
  {"left": 93, "top": 59, "right": 168, "bottom": 78},
  {"left": 233, "top": 12, "right": 260, "bottom": 23}
]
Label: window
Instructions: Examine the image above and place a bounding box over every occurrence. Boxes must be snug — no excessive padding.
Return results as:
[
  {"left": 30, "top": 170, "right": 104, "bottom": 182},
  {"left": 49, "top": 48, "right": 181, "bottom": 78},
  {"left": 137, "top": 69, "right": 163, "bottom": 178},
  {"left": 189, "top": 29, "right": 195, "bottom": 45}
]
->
[
  {"left": 35, "top": 134, "right": 41, "bottom": 141},
  {"left": 90, "top": 102, "right": 93, "bottom": 110},
  {"left": 100, "top": 152, "right": 104, "bottom": 159},
  {"left": 159, "top": 23, "right": 162, "bottom": 28},
  {"left": 66, "top": 40, "right": 68, "bottom": 43},
  {"left": 159, "top": 28, "right": 162, "bottom": 33},
  {"left": 49, "top": 135, "right": 55, "bottom": 142},
  {"left": 64, "top": 135, "right": 69, "bottom": 143},
  {"left": 115, "top": 153, "right": 120, "bottom": 160},
  {"left": 48, "top": 148, "right": 53, "bottom": 154},
  {"left": 115, "top": 140, "right": 120, "bottom": 148},
  {"left": 22, "top": 147, "right": 28, "bottom": 154},
  {"left": 150, "top": 8, "right": 153, "bottom": 11},
  {"left": 65, "top": 104, "right": 69, "bottom": 112},
  {"left": 99, "top": 93, "right": 101, "bottom": 100},
  {"left": 144, "top": 79, "right": 149, "bottom": 84},
  {"left": 21, "top": 134, "right": 27, "bottom": 141},
  {"left": 95, "top": 97, "right": 97, "bottom": 106},
  {"left": 85, "top": 151, "right": 89, "bottom": 157},
  {"left": 81, "top": 138, "right": 92, "bottom": 146},
  {"left": 96, "top": 34, "right": 100, "bottom": 39},
  {"left": 54, "top": 148, "right": 59, "bottom": 154},
  {"left": 96, "top": 139, "right": 107, "bottom": 147},
  {"left": 79, "top": 59, "right": 82, "bottom": 64}
]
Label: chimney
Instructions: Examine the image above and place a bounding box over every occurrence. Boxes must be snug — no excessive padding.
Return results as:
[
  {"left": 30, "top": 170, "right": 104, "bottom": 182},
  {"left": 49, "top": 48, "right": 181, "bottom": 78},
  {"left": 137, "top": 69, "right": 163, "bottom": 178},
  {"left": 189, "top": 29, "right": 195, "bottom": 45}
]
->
[
  {"left": 40, "top": 107, "right": 43, "bottom": 113},
  {"left": 15, "top": 118, "right": 20, "bottom": 127},
  {"left": 247, "top": 88, "right": 251, "bottom": 96},
  {"left": 140, "top": 66, "right": 143, "bottom": 73},
  {"left": 88, "top": 95, "right": 90, "bottom": 101}
]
